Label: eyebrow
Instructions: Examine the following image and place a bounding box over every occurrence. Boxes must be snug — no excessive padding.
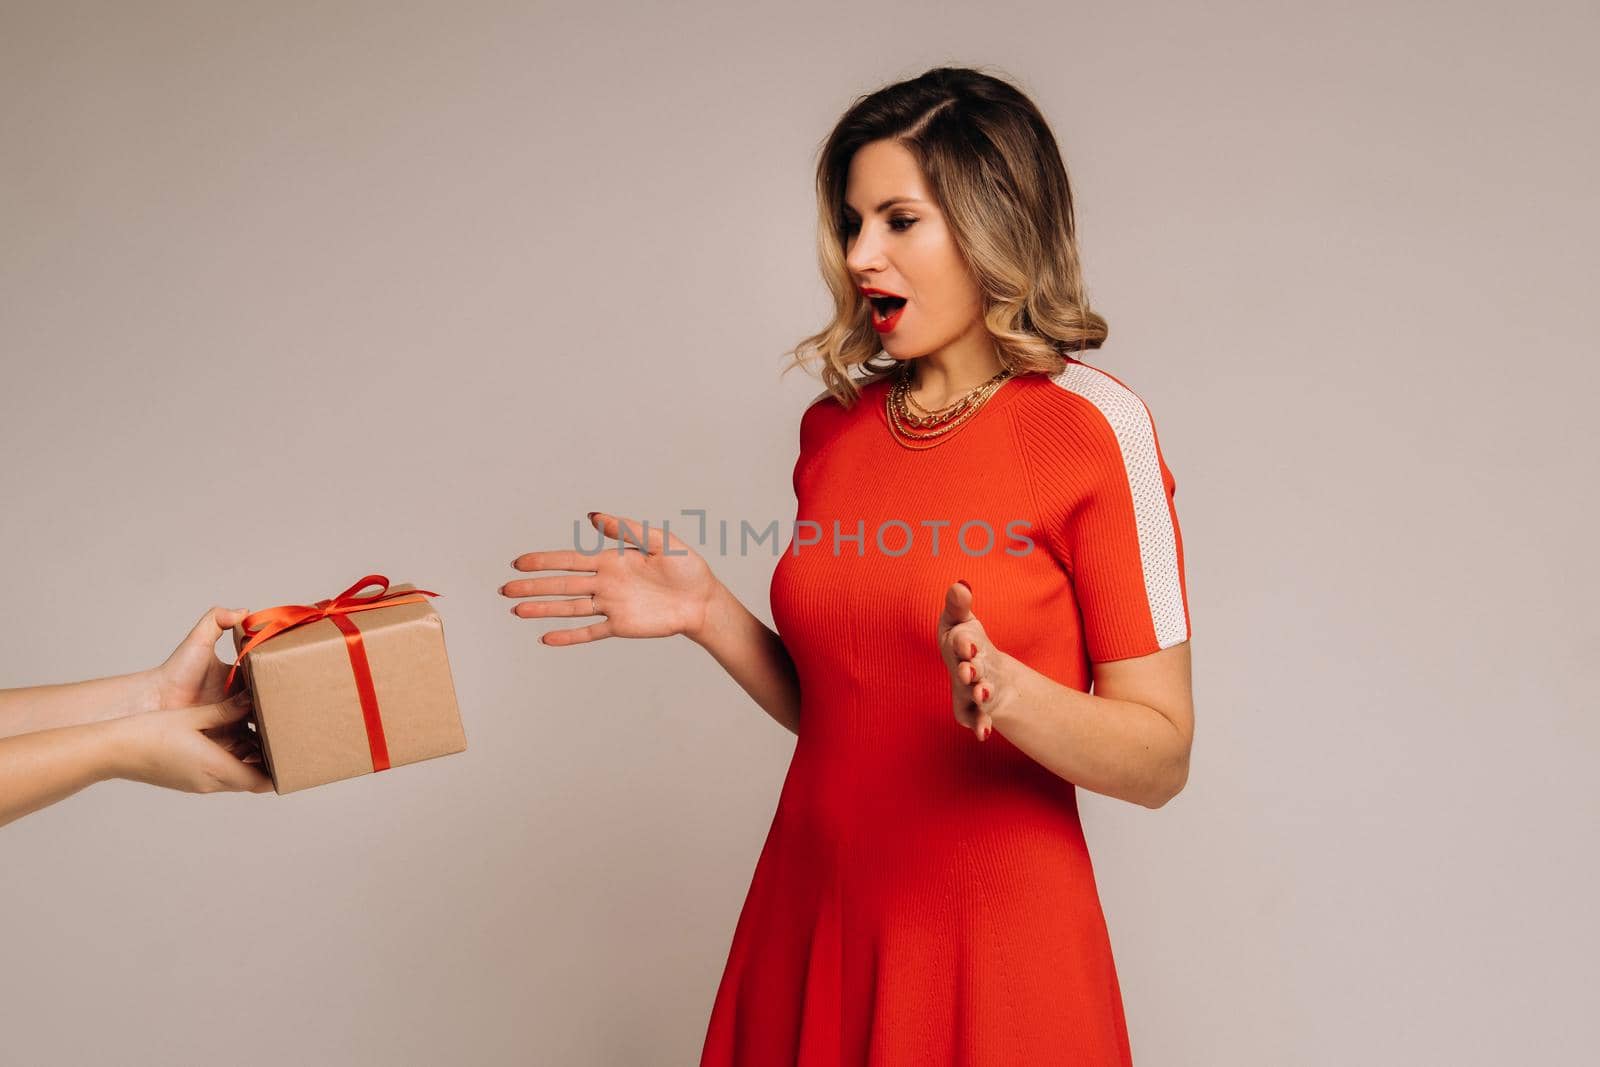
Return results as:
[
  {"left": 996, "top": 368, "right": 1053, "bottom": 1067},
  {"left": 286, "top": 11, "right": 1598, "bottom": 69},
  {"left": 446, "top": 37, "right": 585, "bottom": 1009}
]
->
[{"left": 841, "top": 196, "right": 924, "bottom": 216}]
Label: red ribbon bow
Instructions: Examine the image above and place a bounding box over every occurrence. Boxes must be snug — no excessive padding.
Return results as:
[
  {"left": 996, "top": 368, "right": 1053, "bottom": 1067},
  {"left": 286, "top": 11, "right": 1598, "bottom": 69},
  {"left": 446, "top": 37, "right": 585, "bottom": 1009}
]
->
[{"left": 227, "top": 575, "right": 440, "bottom": 773}]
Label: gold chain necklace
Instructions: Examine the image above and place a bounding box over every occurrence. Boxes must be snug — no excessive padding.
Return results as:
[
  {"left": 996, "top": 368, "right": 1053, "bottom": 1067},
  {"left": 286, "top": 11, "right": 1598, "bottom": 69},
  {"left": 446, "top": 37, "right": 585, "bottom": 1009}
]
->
[
  {"left": 885, "top": 362, "right": 1014, "bottom": 449},
  {"left": 903, "top": 383, "right": 973, "bottom": 425}
]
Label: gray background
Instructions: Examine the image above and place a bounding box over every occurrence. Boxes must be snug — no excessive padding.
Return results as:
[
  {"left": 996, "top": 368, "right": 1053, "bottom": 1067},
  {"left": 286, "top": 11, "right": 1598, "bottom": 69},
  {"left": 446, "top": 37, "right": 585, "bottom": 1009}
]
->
[{"left": 3, "top": 1, "right": 1596, "bottom": 1064}]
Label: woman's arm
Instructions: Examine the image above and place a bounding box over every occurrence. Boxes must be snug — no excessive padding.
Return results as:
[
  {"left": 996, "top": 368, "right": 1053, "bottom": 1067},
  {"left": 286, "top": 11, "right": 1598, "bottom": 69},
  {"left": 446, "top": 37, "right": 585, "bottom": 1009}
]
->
[
  {"left": 685, "top": 580, "right": 802, "bottom": 735},
  {"left": 0, "top": 694, "right": 272, "bottom": 829},
  {"left": 0, "top": 606, "right": 275, "bottom": 827},
  {"left": 504, "top": 512, "right": 803, "bottom": 734},
  {"left": 958, "top": 373, "right": 1195, "bottom": 805},
  {"left": 981, "top": 642, "right": 1192, "bottom": 808},
  {"left": 940, "top": 581, "right": 1193, "bottom": 808},
  {"left": 0, "top": 670, "right": 161, "bottom": 740},
  {"left": 0, "top": 719, "right": 121, "bottom": 825},
  {"left": 0, "top": 605, "right": 247, "bottom": 741}
]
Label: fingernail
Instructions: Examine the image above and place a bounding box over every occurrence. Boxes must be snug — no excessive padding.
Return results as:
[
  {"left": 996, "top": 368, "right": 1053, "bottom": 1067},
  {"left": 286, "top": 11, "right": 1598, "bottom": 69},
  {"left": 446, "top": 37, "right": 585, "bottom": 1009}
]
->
[
  {"left": 587, "top": 511, "right": 598, "bottom": 522},
  {"left": 979, "top": 685, "right": 991, "bottom": 702},
  {"left": 956, "top": 578, "right": 971, "bottom": 592},
  {"left": 968, "top": 642, "right": 977, "bottom": 659}
]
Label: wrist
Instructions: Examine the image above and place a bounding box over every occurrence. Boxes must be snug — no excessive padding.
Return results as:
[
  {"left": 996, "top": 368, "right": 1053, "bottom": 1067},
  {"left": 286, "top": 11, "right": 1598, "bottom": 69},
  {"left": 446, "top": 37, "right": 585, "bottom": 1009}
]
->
[
  {"left": 986, "top": 651, "right": 1030, "bottom": 733},
  {"left": 127, "top": 668, "right": 166, "bottom": 716},
  {"left": 684, "top": 580, "right": 732, "bottom": 646},
  {"left": 82, "top": 716, "right": 138, "bottom": 784}
]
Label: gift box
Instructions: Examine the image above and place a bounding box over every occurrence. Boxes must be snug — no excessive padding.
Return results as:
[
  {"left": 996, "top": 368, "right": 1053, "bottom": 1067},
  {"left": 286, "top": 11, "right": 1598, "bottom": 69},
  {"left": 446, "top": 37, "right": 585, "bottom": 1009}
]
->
[{"left": 228, "top": 576, "right": 467, "bottom": 794}]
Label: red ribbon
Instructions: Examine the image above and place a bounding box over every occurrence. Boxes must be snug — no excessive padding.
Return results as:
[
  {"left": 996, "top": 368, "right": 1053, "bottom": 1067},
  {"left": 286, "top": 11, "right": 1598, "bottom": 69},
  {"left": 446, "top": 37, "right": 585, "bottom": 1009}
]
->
[{"left": 227, "top": 575, "right": 440, "bottom": 773}]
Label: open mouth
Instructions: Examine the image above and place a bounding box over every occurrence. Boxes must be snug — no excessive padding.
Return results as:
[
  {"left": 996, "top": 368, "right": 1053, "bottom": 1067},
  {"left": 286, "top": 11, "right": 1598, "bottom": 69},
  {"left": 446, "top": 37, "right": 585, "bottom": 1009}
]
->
[{"left": 868, "top": 294, "right": 907, "bottom": 331}]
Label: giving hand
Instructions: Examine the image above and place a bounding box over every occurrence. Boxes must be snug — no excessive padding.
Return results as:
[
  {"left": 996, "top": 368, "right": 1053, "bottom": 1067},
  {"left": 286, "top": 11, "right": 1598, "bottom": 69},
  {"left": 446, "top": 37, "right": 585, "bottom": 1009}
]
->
[{"left": 147, "top": 606, "right": 250, "bottom": 712}]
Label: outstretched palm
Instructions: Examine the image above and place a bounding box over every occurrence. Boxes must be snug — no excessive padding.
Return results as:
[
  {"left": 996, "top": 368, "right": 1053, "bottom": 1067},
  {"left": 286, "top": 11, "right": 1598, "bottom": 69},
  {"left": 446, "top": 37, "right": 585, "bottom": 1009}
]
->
[{"left": 502, "top": 512, "right": 719, "bottom": 645}]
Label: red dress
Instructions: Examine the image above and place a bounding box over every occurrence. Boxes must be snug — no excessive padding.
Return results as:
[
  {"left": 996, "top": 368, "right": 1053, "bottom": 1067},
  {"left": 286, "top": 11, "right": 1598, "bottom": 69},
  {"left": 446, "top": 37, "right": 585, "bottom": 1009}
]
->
[{"left": 699, "top": 356, "right": 1192, "bottom": 1066}]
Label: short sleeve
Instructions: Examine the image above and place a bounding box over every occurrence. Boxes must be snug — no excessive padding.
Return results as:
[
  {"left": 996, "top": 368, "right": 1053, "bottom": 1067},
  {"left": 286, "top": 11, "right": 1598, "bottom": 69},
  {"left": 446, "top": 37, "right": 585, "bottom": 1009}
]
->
[
  {"left": 1054, "top": 367, "right": 1192, "bottom": 663},
  {"left": 799, "top": 390, "right": 833, "bottom": 455},
  {"left": 791, "top": 390, "right": 846, "bottom": 504}
]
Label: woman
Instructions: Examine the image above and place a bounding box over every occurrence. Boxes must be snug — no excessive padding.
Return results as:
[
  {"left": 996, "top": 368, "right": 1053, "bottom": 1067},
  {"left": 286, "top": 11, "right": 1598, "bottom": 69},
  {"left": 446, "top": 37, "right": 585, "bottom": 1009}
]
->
[
  {"left": 0, "top": 606, "right": 272, "bottom": 828},
  {"left": 502, "top": 66, "right": 1193, "bottom": 1065}
]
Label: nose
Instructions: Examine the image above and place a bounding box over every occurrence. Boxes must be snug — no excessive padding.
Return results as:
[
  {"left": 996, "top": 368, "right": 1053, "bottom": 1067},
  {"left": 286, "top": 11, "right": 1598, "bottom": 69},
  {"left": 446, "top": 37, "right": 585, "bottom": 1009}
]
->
[{"left": 844, "top": 221, "right": 886, "bottom": 277}]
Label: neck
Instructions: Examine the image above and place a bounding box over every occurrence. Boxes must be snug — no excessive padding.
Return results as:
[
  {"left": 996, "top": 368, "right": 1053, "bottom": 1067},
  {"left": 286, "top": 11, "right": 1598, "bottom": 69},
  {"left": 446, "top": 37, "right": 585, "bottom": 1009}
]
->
[{"left": 907, "top": 325, "right": 1006, "bottom": 407}]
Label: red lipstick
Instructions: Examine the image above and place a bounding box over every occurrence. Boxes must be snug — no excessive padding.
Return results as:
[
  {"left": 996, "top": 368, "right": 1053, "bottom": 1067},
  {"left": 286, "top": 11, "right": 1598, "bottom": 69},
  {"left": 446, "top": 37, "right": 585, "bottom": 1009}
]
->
[{"left": 860, "top": 286, "right": 907, "bottom": 334}]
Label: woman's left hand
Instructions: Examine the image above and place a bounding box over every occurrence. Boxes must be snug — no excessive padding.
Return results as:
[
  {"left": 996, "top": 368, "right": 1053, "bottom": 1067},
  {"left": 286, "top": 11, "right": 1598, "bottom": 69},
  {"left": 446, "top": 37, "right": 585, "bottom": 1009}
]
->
[
  {"left": 146, "top": 606, "right": 252, "bottom": 712},
  {"left": 937, "top": 580, "right": 1016, "bottom": 742}
]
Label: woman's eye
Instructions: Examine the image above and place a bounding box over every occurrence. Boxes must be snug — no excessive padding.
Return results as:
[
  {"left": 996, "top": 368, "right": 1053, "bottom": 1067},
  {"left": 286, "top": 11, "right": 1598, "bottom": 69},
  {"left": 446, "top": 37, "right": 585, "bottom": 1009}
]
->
[{"left": 838, "top": 216, "right": 915, "bottom": 235}]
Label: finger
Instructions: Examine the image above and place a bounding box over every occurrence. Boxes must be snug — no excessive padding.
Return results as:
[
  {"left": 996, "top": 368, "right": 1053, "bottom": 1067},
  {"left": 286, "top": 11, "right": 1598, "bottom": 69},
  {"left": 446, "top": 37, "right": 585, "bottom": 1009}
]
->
[
  {"left": 594, "top": 512, "right": 663, "bottom": 554},
  {"left": 940, "top": 580, "right": 975, "bottom": 627},
  {"left": 951, "top": 696, "right": 975, "bottom": 731},
  {"left": 945, "top": 623, "right": 984, "bottom": 666},
  {"left": 215, "top": 723, "right": 257, "bottom": 748},
  {"left": 972, "top": 683, "right": 995, "bottom": 741},
  {"left": 219, "top": 730, "right": 264, "bottom": 764},
  {"left": 204, "top": 722, "right": 256, "bottom": 746},
  {"left": 538, "top": 620, "right": 613, "bottom": 646},
  {"left": 212, "top": 754, "right": 273, "bottom": 793},
  {"left": 191, "top": 690, "right": 252, "bottom": 729},
  {"left": 183, "top": 606, "right": 249, "bottom": 650},
  {"left": 501, "top": 575, "right": 598, "bottom": 599},
  {"left": 510, "top": 550, "right": 603, "bottom": 573},
  {"left": 512, "top": 597, "right": 602, "bottom": 619},
  {"left": 961, "top": 658, "right": 983, "bottom": 686},
  {"left": 209, "top": 606, "right": 251, "bottom": 632}
]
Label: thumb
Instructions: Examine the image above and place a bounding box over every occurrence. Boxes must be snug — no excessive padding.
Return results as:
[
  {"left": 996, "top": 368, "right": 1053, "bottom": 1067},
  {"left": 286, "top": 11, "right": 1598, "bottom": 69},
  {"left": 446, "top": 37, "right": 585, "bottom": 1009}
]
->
[
  {"left": 189, "top": 690, "right": 252, "bottom": 729},
  {"left": 179, "top": 606, "right": 249, "bottom": 653},
  {"left": 603, "top": 512, "right": 655, "bottom": 552},
  {"left": 210, "top": 606, "right": 251, "bottom": 632},
  {"left": 942, "top": 579, "right": 975, "bottom": 624},
  {"left": 590, "top": 510, "right": 623, "bottom": 542}
]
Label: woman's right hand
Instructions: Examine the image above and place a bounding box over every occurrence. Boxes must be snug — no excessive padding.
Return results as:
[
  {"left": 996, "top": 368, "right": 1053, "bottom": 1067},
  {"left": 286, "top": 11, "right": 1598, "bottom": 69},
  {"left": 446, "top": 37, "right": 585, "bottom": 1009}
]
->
[
  {"left": 107, "top": 690, "right": 273, "bottom": 794},
  {"left": 501, "top": 511, "right": 722, "bottom": 646}
]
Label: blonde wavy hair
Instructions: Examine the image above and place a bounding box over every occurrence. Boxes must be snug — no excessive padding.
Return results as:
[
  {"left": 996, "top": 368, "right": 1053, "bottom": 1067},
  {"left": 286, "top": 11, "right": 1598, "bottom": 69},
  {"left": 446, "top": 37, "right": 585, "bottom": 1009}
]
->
[{"left": 784, "top": 66, "right": 1109, "bottom": 408}]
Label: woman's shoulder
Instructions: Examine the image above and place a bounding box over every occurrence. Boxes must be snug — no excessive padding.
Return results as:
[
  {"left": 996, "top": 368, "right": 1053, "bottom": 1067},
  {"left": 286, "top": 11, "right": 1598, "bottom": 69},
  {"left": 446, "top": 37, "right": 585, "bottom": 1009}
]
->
[
  {"left": 799, "top": 375, "right": 889, "bottom": 450},
  {"left": 1011, "top": 355, "right": 1176, "bottom": 498},
  {"left": 1013, "top": 355, "right": 1167, "bottom": 450}
]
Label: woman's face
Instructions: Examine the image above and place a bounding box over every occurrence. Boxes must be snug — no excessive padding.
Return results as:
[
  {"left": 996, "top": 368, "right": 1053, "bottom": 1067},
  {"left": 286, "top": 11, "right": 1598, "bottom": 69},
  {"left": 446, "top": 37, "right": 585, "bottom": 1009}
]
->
[{"left": 842, "top": 138, "right": 986, "bottom": 361}]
